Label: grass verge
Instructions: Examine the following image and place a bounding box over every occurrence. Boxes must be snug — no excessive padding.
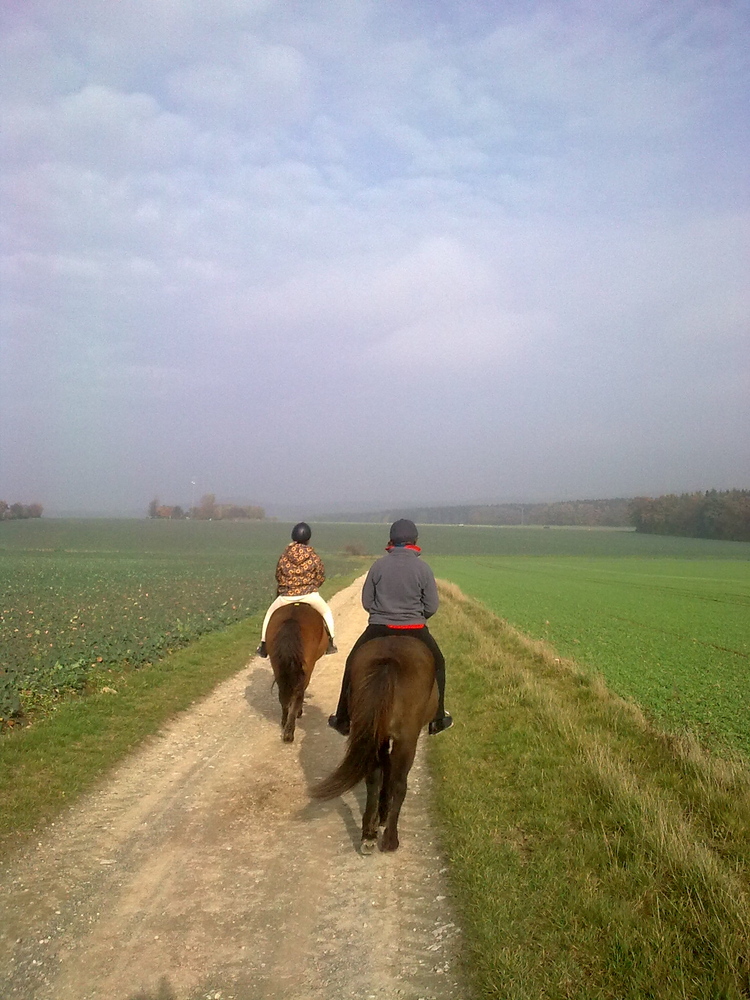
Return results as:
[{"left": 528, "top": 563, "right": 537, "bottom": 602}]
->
[{"left": 429, "top": 581, "right": 750, "bottom": 999}]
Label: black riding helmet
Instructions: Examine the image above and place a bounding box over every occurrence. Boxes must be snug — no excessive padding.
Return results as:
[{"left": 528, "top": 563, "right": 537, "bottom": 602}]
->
[
  {"left": 291, "top": 522, "right": 312, "bottom": 544},
  {"left": 389, "top": 518, "right": 418, "bottom": 545}
]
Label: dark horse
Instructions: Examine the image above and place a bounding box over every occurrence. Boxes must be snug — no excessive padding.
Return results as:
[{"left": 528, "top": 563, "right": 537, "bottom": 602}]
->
[
  {"left": 266, "top": 603, "right": 328, "bottom": 743},
  {"left": 311, "top": 636, "right": 437, "bottom": 853}
]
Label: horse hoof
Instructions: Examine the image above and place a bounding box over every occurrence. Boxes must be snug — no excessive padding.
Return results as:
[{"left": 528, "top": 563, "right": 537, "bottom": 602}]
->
[
  {"left": 361, "top": 839, "right": 377, "bottom": 855},
  {"left": 282, "top": 731, "right": 295, "bottom": 743},
  {"left": 380, "top": 835, "right": 399, "bottom": 852}
]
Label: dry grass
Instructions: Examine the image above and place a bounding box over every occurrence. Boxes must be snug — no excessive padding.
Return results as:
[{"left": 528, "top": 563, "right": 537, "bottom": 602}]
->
[{"left": 429, "top": 581, "right": 750, "bottom": 999}]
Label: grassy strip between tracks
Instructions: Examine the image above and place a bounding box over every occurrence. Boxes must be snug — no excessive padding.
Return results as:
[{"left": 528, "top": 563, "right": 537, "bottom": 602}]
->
[
  {"left": 0, "top": 574, "right": 358, "bottom": 861},
  {"left": 429, "top": 582, "right": 750, "bottom": 1000}
]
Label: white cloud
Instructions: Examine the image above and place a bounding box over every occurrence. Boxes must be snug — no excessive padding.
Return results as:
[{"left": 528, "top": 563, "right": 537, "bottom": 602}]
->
[
  {"left": 0, "top": 25, "right": 85, "bottom": 101},
  {"left": 166, "top": 38, "right": 309, "bottom": 124},
  {"left": 375, "top": 308, "right": 555, "bottom": 369},
  {"left": 1, "top": 0, "right": 748, "bottom": 509},
  {"left": 2, "top": 85, "right": 193, "bottom": 173}
]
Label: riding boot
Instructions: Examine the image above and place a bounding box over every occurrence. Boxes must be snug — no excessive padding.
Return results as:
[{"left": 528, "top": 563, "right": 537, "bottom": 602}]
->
[
  {"left": 328, "top": 660, "right": 352, "bottom": 734},
  {"left": 256, "top": 640, "right": 268, "bottom": 658},
  {"left": 427, "top": 647, "right": 453, "bottom": 734},
  {"left": 428, "top": 684, "right": 453, "bottom": 733},
  {"left": 325, "top": 632, "right": 338, "bottom": 655}
]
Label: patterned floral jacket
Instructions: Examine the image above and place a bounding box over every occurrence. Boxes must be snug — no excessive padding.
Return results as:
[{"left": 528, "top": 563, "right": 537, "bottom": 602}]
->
[{"left": 275, "top": 542, "right": 326, "bottom": 596}]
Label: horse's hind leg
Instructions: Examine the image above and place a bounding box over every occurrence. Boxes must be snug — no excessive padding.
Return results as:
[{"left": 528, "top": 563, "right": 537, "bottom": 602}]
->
[
  {"left": 362, "top": 752, "right": 385, "bottom": 855},
  {"left": 282, "top": 689, "right": 303, "bottom": 742},
  {"left": 380, "top": 739, "right": 416, "bottom": 852},
  {"left": 378, "top": 741, "right": 391, "bottom": 825}
]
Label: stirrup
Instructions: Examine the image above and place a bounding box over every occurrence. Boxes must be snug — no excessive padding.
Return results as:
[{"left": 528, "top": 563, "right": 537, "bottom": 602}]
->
[{"left": 428, "top": 713, "right": 453, "bottom": 735}]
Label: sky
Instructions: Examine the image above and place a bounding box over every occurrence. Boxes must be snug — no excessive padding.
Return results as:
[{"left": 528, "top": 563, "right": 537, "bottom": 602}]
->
[{"left": 1, "top": 0, "right": 748, "bottom": 516}]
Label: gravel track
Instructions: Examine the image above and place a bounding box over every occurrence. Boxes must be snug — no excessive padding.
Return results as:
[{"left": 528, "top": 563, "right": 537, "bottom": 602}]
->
[{"left": 1, "top": 579, "right": 465, "bottom": 1000}]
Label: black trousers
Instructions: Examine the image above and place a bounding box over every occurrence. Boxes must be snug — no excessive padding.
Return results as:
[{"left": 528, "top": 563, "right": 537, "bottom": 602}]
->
[{"left": 333, "top": 623, "right": 447, "bottom": 721}]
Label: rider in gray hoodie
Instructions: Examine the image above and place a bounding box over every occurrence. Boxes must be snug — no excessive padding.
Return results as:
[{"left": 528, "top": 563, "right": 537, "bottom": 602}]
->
[{"left": 328, "top": 518, "right": 453, "bottom": 736}]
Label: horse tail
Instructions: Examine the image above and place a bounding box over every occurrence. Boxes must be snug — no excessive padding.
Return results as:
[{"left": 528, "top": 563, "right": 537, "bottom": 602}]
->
[
  {"left": 273, "top": 619, "right": 305, "bottom": 702},
  {"left": 312, "top": 656, "right": 395, "bottom": 801}
]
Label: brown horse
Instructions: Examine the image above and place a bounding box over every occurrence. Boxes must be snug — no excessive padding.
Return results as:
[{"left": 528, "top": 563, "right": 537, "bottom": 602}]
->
[
  {"left": 311, "top": 636, "right": 437, "bottom": 853},
  {"left": 266, "top": 602, "right": 328, "bottom": 743}
]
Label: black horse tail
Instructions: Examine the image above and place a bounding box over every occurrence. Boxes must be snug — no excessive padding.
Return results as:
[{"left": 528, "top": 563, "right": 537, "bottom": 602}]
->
[
  {"left": 273, "top": 619, "right": 305, "bottom": 704},
  {"left": 312, "top": 656, "right": 395, "bottom": 801}
]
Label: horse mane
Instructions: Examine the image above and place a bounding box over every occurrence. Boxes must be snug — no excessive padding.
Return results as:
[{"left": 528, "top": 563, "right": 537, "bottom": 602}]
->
[{"left": 311, "top": 655, "right": 395, "bottom": 801}]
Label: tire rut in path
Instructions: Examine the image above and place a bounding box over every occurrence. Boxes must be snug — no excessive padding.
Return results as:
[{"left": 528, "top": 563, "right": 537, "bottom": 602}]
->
[{"left": 1, "top": 579, "right": 465, "bottom": 1000}]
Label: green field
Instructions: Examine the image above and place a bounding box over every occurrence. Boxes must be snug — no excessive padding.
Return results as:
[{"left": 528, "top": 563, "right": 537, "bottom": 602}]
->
[
  {"left": 428, "top": 588, "right": 750, "bottom": 999},
  {"left": 0, "top": 519, "right": 358, "bottom": 723},
  {"left": 426, "top": 535, "right": 750, "bottom": 757},
  {"left": 3, "top": 519, "right": 749, "bottom": 754}
]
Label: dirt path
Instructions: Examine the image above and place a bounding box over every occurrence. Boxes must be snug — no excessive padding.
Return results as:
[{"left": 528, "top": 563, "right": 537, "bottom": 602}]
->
[{"left": 1, "top": 580, "right": 465, "bottom": 1000}]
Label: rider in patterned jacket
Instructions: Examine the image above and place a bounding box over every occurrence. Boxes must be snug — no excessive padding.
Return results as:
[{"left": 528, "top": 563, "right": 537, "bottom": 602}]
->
[
  {"left": 256, "top": 523, "right": 337, "bottom": 657},
  {"left": 328, "top": 518, "right": 453, "bottom": 736}
]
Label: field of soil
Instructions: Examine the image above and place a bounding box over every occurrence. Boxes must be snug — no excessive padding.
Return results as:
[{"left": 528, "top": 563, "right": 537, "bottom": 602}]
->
[{"left": 0, "top": 580, "right": 464, "bottom": 1000}]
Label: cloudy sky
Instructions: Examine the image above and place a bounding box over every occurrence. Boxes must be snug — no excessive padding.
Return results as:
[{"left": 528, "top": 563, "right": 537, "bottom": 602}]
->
[{"left": 1, "top": 0, "right": 748, "bottom": 515}]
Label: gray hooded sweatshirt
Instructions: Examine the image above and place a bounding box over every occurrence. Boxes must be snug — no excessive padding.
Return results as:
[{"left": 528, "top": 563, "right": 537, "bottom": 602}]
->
[{"left": 361, "top": 546, "right": 439, "bottom": 627}]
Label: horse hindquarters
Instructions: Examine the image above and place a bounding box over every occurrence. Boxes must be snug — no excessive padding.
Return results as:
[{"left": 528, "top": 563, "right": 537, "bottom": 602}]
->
[
  {"left": 311, "top": 657, "right": 395, "bottom": 801},
  {"left": 313, "top": 639, "right": 431, "bottom": 853},
  {"left": 374, "top": 638, "right": 435, "bottom": 852}
]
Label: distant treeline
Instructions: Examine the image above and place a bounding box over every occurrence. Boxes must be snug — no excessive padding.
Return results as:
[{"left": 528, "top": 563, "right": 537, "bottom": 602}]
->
[
  {"left": 630, "top": 490, "right": 750, "bottom": 542},
  {"left": 321, "top": 498, "right": 633, "bottom": 528},
  {"left": 320, "top": 492, "right": 750, "bottom": 542},
  {"left": 1, "top": 501, "right": 43, "bottom": 520},
  {"left": 148, "top": 493, "right": 264, "bottom": 521}
]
